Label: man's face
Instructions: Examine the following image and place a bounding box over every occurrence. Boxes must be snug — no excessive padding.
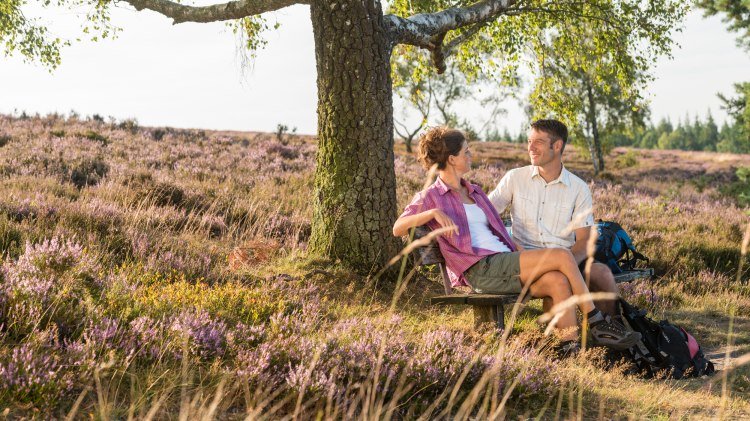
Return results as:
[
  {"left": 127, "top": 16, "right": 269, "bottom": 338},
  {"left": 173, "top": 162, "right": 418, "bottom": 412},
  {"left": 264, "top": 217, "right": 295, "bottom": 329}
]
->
[{"left": 527, "top": 128, "right": 560, "bottom": 166}]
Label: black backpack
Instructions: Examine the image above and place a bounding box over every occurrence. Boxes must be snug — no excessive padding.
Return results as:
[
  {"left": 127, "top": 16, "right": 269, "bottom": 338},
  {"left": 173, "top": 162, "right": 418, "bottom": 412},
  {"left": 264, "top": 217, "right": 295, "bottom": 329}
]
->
[
  {"left": 594, "top": 220, "right": 649, "bottom": 274},
  {"left": 618, "top": 299, "right": 715, "bottom": 379}
]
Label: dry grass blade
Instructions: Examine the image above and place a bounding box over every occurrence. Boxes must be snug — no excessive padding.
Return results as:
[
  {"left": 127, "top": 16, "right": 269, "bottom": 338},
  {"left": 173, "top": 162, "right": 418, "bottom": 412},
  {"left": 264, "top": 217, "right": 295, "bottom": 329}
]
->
[
  {"left": 142, "top": 393, "right": 171, "bottom": 421},
  {"left": 64, "top": 385, "right": 91, "bottom": 421},
  {"left": 201, "top": 379, "right": 226, "bottom": 421}
]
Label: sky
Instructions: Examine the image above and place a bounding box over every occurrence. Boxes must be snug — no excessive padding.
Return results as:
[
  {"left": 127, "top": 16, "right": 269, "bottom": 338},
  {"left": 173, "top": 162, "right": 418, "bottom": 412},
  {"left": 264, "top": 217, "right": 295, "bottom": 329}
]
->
[{"left": 1, "top": 4, "right": 749, "bottom": 136}]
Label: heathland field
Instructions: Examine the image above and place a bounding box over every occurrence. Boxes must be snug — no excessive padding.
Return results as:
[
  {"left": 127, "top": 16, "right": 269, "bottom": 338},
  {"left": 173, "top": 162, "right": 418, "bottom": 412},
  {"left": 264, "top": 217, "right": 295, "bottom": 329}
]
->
[{"left": 0, "top": 113, "right": 749, "bottom": 418}]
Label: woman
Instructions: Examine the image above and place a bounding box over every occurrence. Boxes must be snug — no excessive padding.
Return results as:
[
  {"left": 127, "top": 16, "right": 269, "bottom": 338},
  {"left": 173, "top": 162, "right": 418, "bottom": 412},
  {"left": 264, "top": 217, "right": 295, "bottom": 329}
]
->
[{"left": 393, "top": 127, "right": 638, "bottom": 350}]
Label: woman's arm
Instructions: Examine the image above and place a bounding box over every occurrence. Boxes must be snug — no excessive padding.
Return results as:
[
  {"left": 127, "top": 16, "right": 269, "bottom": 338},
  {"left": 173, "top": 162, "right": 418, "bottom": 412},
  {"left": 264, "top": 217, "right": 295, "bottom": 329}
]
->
[{"left": 392, "top": 209, "right": 459, "bottom": 238}]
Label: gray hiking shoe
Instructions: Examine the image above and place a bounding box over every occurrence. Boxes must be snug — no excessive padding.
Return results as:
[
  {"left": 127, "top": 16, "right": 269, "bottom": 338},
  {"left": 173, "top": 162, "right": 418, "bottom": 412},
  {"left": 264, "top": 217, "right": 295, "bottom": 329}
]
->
[{"left": 588, "top": 317, "right": 641, "bottom": 350}]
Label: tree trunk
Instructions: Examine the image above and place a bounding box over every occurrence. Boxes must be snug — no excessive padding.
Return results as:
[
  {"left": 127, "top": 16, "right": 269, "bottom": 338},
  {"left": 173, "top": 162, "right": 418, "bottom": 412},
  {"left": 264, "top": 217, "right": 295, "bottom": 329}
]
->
[
  {"left": 585, "top": 80, "right": 604, "bottom": 174},
  {"left": 309, "top": 0, "right": 401, "bottom": 273}
]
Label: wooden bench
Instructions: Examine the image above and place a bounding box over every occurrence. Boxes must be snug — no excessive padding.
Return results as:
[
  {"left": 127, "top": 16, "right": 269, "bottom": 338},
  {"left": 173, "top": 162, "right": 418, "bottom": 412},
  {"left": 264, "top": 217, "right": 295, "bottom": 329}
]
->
[{"left": 411, "top": 226, "right": 654, "bottom": 330}]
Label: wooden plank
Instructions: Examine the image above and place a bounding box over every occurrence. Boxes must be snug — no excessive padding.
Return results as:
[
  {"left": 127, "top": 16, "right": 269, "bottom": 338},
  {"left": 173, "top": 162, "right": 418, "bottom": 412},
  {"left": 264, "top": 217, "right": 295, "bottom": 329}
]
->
[
  {"left": 473, "top": 305, "right": 503, "bottom": 330},
  {"left": 431, "top": 294, "right": 518, "bottom": 306},
  {"left": 412, "top": 226, "right": 445, "bottom": 266}
]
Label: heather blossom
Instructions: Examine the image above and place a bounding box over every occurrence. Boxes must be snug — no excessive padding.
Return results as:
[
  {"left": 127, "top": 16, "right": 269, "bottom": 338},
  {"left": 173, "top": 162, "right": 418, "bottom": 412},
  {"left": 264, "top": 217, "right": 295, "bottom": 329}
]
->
[{"left": 170, "top": 309, "right": 228, "bottom": 359}]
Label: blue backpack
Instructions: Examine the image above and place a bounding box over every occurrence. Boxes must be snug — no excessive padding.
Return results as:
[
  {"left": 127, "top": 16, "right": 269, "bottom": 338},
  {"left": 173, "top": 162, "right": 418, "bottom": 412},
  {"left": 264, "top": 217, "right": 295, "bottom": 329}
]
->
[{"left": 594, "top": 220, "right": 649, "bottom": 274}]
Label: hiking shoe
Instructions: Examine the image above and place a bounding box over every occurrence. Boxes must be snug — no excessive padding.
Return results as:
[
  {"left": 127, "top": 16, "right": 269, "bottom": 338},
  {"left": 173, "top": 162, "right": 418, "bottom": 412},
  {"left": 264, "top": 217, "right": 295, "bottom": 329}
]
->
[{"left": 588, "top": 318, "right": 641, "bottom": 350}]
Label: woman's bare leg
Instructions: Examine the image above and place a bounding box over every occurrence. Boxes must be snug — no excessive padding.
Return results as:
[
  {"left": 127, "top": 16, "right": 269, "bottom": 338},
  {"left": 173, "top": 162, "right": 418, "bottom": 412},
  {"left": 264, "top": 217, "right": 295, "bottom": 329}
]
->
[{"left": 518, "top": 248, "right": 597, "bottom": 315}]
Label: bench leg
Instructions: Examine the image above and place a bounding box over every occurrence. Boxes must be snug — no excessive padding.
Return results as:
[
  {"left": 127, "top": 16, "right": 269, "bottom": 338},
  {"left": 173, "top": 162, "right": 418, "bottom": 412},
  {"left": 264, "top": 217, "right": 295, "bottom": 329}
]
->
[{"left": 473, "top": 304, "right": 505, "bottom": 331}]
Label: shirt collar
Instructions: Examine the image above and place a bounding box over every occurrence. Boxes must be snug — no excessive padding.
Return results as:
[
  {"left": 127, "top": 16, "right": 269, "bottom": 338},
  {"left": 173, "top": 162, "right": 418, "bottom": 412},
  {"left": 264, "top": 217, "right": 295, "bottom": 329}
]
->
[
  {"left": 435, "top": 176, "right": 475, "bottom": 195},
  {"left": 531, "top": 165, "right": 571, "bottom": 186}
]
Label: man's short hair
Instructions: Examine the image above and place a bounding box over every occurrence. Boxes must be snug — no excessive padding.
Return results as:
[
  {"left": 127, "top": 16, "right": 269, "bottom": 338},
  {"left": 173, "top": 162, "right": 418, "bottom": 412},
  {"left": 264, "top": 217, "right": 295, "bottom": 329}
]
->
[{"left": 531, "top": 119, "right": 568, "bottom": 151}]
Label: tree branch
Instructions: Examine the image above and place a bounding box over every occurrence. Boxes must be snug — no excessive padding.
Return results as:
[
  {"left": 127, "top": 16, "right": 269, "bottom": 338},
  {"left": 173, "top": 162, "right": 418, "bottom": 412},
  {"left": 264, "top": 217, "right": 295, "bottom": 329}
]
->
[
  {"left": 384, "top": 0, "right": 514, "bottom": 72},
  {"left": 122, "top": 0, "right": 304, "bottom": 24}
]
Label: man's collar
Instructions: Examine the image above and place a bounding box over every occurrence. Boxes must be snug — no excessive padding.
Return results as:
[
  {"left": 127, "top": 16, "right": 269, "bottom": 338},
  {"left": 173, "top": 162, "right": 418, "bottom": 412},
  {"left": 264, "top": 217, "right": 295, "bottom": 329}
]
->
[
  {"left": 435, "top": 176, "right": 475, "bottom": 195},
  {"left": 531, "top": 165, "right": 571, "bottom": 186}
]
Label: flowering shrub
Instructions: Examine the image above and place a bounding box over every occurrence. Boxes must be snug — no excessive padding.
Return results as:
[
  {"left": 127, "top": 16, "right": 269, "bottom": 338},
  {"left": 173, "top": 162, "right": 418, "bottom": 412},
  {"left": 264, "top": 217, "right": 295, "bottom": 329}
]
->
[{"left": 0, "top": 238, "right": 100, "bottom": 339}]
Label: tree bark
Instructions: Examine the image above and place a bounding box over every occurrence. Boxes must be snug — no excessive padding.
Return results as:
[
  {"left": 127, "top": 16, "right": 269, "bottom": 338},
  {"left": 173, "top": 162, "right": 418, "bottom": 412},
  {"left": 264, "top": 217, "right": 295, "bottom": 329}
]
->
[
  {"left": 585, "top": 80, "right": 604, "bottom": 174},
  {"left": 309, "top": 0, "right": 401, "bottom": 272}
]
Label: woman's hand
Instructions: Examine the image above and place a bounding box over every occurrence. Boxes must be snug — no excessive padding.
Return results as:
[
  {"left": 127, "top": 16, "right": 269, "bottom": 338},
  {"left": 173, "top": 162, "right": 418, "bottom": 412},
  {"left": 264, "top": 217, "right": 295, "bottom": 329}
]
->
[{"left": 431, "top": 209, "right": 459, "bottom": 238}]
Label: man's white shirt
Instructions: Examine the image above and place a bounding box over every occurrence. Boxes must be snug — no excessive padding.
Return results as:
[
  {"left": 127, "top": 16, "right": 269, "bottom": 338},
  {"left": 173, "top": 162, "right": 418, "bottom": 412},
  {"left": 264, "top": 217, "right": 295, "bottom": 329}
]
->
[{"left": 487, "top": 165, "right": 595, "bottom": 250}]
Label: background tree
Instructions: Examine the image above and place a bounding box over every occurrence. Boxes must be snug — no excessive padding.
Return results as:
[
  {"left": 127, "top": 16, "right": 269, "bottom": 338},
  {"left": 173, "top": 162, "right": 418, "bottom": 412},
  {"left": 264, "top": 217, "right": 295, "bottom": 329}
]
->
[
  {"left": 698, "top": 0, "right": 750, "bottom": 153},
  {"left": 527, "top": 27, "right": 652, "bottom": 174},
  {"left": 392, "top": 50, "right": 511, "bottom": 151},
  {"left": 2, "top": 0, "right": 687, "bottom": 272},
  {"left": 392, "top": 57, "right": 432, "bottom": 153}
]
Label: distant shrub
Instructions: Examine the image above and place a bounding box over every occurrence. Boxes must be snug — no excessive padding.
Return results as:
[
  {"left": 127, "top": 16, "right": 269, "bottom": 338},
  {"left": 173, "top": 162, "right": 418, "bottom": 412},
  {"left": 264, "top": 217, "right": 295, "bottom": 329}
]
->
[
  {"left": 150, "top": 128, "right": 167, "bottom": 141},
  {"left": 151, "top": 181, "right": 185, "bottom": 207},
  {"left": 614, "top": 150, "right": 638, "bottom": 168},
  {"left": 0, "top": 134, "right": 10, "bottom": 147},
  {"left": 90, "top": 114, "right": 105, "bottom": 123},
  {"left": 117, "top": 118, "right": 139, "bottom": 133},
  {"left": 0, "top": 214, "right": 23, "bottom": 258},
  {"left": 68, "top": 157, "right": 109, "bottom": 188},
  {"left": 80, "top": 130, "right": 108, "bottom": 144}
]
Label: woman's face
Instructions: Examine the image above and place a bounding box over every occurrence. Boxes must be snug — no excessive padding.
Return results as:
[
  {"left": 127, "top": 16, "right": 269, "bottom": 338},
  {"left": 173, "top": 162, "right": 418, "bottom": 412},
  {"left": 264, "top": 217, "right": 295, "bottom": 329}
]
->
[{"left": 448, "top": 140, "right": 471, "bottom": 174}]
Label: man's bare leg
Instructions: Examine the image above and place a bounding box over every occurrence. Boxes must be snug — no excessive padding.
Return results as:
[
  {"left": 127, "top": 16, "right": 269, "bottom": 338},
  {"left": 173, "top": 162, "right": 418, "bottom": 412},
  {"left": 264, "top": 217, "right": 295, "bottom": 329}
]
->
[
  {"left": 587, "top": 262, "right": 618, "bottom": 316},
  {"left": 524, "top": 271, "right": 576, "bottom": 341},
  {"left": 518, "top": 248, "right": 597, "bottom": 315}
]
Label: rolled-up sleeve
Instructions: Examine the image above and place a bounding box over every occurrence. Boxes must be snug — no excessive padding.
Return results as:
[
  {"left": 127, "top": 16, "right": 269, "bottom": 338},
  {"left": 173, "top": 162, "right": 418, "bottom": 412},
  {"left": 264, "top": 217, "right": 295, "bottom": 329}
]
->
[
  {"left": 399, "top": 191, "right": 434, "bottom": 219},
  {"left": 488, "top": 171, "right": 514, "bottom": 214},
  {"left": 572, "top": 185, "right": 595, "bottom": 229}
]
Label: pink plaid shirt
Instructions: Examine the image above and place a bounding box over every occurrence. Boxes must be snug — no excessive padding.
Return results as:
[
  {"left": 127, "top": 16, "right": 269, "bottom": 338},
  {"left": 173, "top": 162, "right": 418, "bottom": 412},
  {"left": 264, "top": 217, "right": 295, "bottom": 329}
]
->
[{"left": 400, "top": 177, "right": 516, "bottom": 287}]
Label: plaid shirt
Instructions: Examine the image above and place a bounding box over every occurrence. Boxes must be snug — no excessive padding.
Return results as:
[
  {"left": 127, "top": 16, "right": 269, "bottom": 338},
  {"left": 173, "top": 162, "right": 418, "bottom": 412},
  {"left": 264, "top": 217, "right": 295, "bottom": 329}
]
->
[{"left": 400, "top": 177, "right": 516, "bottom": 287}]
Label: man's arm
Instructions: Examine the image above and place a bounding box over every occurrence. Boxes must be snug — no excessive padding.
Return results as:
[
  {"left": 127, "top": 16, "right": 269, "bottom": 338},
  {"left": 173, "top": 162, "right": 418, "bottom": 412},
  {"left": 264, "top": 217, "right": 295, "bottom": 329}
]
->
[
  {"left": 570, "top": 226, "right": 592, "bottom": 264},
  {"left": 487, "top": 171, "right": 514, "bottom": 215},
  {"left": 569, "top": 183, "right": 596, "bottom": 264}
]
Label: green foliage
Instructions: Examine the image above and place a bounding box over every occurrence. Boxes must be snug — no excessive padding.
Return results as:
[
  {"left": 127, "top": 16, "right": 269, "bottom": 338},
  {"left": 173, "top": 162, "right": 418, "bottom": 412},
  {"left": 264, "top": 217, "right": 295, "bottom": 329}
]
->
[
  {"left": 79, "top": 129, "right": 107, "bottom": 144},
  {"left": 717, "top": 82, "right": 750, "bottom": 153},
  {"left": 388, "top": 0, "right": 686, "bottom": 147},
  {"left": 721, "top": 166, "right": 750, "bottom": 208},
  {"left": 227, "top": 15, "right": 281, "bottom": 63},
  {"left": 1, "top": 0, "right": 118, "bottom": 68},
  {"left": 697, "top": 0, "right": 750, "bottom": 51}
]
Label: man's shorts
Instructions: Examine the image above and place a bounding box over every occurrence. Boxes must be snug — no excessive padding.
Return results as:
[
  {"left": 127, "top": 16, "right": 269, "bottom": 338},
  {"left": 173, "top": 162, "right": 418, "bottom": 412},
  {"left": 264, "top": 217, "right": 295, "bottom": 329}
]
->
[{"left": 464, "top": 252, "right": 522, "bottom": 294}]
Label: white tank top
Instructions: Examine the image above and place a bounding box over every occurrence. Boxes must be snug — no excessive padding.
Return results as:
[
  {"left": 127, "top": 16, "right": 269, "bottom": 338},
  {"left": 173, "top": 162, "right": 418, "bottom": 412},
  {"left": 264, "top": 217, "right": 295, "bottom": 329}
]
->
[{"left": 463, "top": 203, "right": 511, "bottom": 253}]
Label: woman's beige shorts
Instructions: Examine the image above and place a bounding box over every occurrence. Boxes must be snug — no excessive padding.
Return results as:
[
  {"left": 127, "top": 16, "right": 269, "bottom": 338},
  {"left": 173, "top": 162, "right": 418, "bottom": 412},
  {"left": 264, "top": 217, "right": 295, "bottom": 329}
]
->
[{"left": 465, "top": 252, "right": 522, "bottom": 294}]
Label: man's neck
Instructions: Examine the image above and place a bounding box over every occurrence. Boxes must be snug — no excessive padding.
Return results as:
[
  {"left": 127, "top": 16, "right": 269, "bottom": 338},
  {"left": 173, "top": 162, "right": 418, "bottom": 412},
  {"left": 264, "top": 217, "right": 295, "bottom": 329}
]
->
[{"left": 537, "top": 160, "right": 563, "bottom": 183}]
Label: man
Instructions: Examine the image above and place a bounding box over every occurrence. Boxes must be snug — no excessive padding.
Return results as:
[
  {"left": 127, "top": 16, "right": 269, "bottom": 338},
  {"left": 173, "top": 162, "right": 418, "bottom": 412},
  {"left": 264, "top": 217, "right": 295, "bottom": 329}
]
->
[{"left": 488, "top": 119, "right": 619, "bottom": 317}]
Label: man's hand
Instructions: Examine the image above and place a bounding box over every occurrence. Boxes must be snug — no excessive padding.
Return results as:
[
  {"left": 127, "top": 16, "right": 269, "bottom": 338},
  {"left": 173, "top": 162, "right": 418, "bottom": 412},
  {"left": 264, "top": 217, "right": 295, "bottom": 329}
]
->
[{"left": 431, "top": 209, "right": 459, "bottom": 239}]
